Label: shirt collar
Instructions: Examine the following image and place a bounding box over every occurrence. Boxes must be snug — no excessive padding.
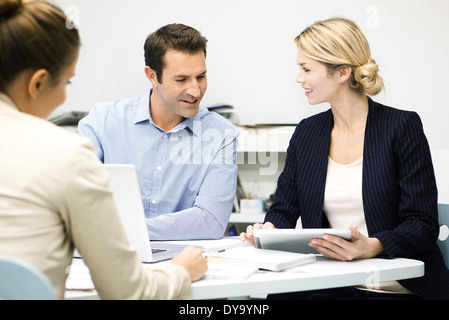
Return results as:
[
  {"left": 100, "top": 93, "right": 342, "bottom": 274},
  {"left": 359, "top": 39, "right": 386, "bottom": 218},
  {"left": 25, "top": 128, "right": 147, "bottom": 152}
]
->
[
  {"left": 134, "top": 89, "right": 207, "bottom": 136},
  {"left": 134, "top": 90, "right": 152, "bottom": 124},
  {"left": 0, "top": 93, "right": 19, "bottom": 111},
  {"left": 176, "top": 107, "right": 207, "bottom": 136}
]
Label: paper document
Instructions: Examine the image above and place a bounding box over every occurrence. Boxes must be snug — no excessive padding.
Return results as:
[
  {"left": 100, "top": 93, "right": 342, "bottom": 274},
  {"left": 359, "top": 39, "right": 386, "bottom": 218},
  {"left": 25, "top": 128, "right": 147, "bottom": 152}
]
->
[
  {"left": 161, "top": 237, "right": 250, "bottom": 253},
  {"left": 204, "top": 262, "right": 259, "bottom": 280},
  {"left": 207, "top": 247, "right": 316, "bottom": 271},
  {"left": 66, "top": 260, "right": 94, "bottom": 290}
]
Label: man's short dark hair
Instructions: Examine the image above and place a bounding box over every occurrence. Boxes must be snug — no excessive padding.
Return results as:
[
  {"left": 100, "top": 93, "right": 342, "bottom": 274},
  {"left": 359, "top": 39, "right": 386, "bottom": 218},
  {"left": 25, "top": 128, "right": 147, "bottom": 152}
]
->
[{"left": 144, "top": 23, "right": 208, "bottom": 83}]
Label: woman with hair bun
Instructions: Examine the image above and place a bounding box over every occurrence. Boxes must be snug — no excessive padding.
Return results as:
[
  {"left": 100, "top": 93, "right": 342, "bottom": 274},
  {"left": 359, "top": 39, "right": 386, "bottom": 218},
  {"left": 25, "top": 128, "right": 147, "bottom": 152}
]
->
[
  {"left": 241, "top": 17, "right": 449, "bottom": 300},
  {"left": 0, "top": 0, "right": 206, "bottom": 300}
]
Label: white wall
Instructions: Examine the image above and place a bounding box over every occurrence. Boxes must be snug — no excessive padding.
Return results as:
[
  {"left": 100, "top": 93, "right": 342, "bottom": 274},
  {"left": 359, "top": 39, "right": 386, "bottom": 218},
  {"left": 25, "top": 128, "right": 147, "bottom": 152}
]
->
[
  {"left": 52, "top": 0, "right": 449, "bottom": 149},
  {"left": 51, "top": 0, "right": 449, "bottom": 200}
]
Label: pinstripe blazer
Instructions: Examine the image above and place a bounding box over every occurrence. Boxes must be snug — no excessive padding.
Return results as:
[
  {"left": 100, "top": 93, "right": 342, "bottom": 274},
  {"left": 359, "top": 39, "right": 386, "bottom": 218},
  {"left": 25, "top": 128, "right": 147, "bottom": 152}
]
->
[{"left": 265, "top": 97, "right": 449, "bottom": 299}]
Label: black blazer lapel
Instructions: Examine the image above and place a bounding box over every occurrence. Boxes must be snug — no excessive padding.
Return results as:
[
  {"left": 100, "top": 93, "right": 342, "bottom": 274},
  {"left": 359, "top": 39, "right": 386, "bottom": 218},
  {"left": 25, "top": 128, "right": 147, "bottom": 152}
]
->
[{"left": 297, "top": 109, "right": 333, "bottom": 228}]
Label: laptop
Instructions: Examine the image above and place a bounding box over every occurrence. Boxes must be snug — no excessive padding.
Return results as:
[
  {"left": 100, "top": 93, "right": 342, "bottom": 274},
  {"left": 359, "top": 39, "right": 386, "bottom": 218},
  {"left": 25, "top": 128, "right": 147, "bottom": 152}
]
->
[{"left": 103, "top": 164, "right": 187, "bottom": 263}]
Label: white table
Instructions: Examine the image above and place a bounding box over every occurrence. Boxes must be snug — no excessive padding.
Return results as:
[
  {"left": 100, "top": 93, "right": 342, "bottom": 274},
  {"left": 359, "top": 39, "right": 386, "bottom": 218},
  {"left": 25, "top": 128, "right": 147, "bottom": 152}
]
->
[
  {"left": 190, "top": 255, "right": 423, "bottom": 299},
  {"left": 65, "top": 250, "right": 424, "bottom": 300}
]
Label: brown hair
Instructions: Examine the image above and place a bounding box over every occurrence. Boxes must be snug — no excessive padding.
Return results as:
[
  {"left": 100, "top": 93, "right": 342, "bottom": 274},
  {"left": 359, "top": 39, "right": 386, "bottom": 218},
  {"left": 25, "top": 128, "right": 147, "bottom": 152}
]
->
[
  {"left": 144, "top": 23, "right": 207, "bottom": 83},
  {"left": 0, "top": 0, "right": 81, "bottom": 92}
]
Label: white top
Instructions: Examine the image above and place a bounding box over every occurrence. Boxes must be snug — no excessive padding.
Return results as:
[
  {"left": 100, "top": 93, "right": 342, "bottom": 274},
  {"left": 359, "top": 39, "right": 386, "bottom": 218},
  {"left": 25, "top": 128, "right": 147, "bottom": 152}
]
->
[
  {"left": 323, "top": 157, "right": 368, "bottom": 236},
  {"left": 323, "top": 156, "right": 412, "bottom": 295}
]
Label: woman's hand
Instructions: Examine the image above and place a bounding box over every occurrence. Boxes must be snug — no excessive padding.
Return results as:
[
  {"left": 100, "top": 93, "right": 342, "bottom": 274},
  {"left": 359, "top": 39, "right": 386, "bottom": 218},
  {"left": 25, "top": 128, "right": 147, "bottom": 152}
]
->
[
  {"left": 171, "top": 246, "right": 208, "bottom": 282},
  {"left": 239, "top": 222, "right": 276, "bottom": 247},
  {"left": 308, "top": 225, "right": 384, "bottom": 261}
]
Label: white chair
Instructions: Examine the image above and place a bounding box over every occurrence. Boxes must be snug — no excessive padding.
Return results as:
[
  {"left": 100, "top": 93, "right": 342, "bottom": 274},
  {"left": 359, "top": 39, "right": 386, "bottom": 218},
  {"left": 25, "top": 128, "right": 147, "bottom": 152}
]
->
[
  {"left": 438, "top": 204, "right": 449, "bottom": 269},
  {"left": 0, "top": 255, "right": 55, "bottom": 300}
]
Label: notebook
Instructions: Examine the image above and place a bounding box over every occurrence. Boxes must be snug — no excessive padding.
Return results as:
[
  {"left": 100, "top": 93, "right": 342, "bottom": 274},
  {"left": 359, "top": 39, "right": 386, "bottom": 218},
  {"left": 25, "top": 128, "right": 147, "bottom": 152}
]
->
[
  {"left": 253, "top": 228, "right": 351, "bottom": 254},
  {"left": 206, "top": 247, "right": 316, "bottom": 271},
  {"left": 204, "top": 262, "right": 259, "bottom": 280},
  {"left": 103, "top": 164, "right": 187, "bottom": 263}
]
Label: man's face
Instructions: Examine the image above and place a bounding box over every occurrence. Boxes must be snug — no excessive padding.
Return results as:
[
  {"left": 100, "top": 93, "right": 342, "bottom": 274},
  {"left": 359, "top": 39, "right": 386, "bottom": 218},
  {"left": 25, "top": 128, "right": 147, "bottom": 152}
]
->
[{"left": 153, "top": 49, "right": 207, "bottom": 119}]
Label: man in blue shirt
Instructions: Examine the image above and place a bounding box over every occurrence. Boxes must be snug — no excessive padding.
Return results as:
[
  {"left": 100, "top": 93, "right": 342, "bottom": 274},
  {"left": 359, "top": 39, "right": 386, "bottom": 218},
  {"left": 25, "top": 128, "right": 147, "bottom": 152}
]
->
[{"left": 78, "top": 24, "right": 239, "bottom": 240}]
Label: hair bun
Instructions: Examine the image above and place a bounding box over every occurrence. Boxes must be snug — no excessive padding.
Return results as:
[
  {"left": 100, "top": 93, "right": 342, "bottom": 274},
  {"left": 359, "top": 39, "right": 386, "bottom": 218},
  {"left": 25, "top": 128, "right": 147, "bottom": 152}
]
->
[
  {"left": 0, "top": 0, "right": 22, "bottom": 18},
  {"left": 355, "top": 59, "right": 383, "bottom": 96}
]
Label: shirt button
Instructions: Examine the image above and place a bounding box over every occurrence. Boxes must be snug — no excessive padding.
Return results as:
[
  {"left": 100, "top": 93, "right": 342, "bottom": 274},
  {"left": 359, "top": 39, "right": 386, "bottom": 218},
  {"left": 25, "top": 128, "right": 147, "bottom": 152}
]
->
[
  {"left": 163, "top": 134, "right": 168, "bottom": 139},
  {"left": 157, "top": 166, "right": 162, "bottom": 171},
  {"left": 152, "top": 199, "right": 157, "bottom": 204}
]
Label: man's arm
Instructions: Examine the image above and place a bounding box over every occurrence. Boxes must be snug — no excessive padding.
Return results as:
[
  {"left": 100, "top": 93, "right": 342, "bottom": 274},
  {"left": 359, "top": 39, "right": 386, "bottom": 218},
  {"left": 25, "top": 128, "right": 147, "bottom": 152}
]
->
[{"left": 77, "top": 105, "right": 105, "bottom": 162}]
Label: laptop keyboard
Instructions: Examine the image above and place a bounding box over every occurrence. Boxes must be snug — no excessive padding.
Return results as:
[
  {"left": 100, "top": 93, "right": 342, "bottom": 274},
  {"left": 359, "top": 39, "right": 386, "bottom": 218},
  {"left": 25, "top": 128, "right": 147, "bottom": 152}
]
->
[{"left": 151, "top": 248, "right": 167, "bottom": 254}]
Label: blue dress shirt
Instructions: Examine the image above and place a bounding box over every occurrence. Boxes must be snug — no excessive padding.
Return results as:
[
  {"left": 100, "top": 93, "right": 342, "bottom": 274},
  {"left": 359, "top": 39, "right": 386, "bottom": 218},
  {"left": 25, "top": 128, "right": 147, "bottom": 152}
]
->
[{"left": 77, "top": 91, "right": 239, "bottom": 240}]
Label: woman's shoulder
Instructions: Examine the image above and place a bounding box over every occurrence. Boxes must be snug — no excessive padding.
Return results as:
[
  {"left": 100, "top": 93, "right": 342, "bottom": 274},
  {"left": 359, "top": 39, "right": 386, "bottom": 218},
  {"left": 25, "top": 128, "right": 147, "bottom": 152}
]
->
[
  {"left": 288, "top": 109, "right": 333, "bottom": 149},
  {"left": 368, "top": 98, "right": 422, "bottom": 129},
  {"left": 297, "top": 109, "right": 333, "bottom": 130},
  {"left": 14, "top": 111, "right": 94, "bottom": 158},
  {"left": 368, "top": 98, "right": 419, "bottom": 118}
]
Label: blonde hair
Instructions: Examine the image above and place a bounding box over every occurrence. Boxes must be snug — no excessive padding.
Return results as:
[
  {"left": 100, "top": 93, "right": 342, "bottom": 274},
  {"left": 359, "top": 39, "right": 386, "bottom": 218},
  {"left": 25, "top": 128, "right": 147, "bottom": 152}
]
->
[{"left": 294, "top": 17, "right": 383, "bottom": 96}]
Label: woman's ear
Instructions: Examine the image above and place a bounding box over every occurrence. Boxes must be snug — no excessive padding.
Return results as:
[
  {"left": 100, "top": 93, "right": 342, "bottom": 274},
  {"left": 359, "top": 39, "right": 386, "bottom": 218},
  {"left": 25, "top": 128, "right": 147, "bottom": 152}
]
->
[
  {"left": 27, "top": 69, "right": 50, "bottom": 99},
  {"left": 336, "top": 66, "right": 353, "bottom": 84},
  {"left": 144, "top": 66, "right": 159, "bottom": 88}
]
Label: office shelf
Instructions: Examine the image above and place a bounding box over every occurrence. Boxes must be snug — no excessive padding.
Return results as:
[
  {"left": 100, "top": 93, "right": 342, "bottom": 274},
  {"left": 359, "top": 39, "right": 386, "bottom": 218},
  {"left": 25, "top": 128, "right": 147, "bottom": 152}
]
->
[
  {"left": 229, "top": 213, "right": 265, "bottom": 224},
  {"left": 237, "top": 126, "right": 295, "bottom": 152},
  {"left": 228, "top": 126, "right": 294, "bottom": 229}
]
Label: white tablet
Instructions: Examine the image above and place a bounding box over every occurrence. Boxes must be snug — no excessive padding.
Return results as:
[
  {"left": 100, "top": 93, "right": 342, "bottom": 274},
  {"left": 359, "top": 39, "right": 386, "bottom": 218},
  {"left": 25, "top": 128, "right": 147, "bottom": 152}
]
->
[{"left": 253, "top": 228, "right": 352, "bottom": 254}]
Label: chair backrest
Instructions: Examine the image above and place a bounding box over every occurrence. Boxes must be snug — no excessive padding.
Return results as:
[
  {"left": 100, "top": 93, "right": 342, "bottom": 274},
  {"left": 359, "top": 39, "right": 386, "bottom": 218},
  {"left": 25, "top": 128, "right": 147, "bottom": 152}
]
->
[
  {"left": 438, "top": 203, "right": 449, "bottom": 269},
  {"left": 0, "top": 255, "right": 56, "bottom": 300},
  {"left": 432, "top": 149, "right": 449, "bottom": 204}
]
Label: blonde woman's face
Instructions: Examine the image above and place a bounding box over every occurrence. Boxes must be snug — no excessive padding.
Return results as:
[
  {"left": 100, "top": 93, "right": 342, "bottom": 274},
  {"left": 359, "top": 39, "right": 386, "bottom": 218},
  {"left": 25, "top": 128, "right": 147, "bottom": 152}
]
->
[{"left": 295, "top": 50, "right": 340, "bottom": 105}]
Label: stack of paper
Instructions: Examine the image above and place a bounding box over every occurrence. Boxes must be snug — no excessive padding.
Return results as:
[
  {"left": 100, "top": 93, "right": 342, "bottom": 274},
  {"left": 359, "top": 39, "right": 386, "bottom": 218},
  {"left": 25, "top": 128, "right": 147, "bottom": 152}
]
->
[
  {"left": 206, "top": 247, "right": 316, "bottom": 272},
  {"left": 204, "top": 263, "right": 259, "bottom": 280},
  {"left": 162, "top": 238, "right": 250, "bottom": 253},
  {"left": 66, "top": 260, "right": 94, "bottom": 290}
]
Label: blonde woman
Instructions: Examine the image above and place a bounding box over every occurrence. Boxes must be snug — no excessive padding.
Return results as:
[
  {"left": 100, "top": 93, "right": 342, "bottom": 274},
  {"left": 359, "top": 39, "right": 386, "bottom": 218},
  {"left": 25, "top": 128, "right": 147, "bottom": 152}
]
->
[
  {"left": 0, "top": 0, "right": 207, "bottom": 300},
  {"left": 241, "top": 18, "right": 449, "bottom": 300}
]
